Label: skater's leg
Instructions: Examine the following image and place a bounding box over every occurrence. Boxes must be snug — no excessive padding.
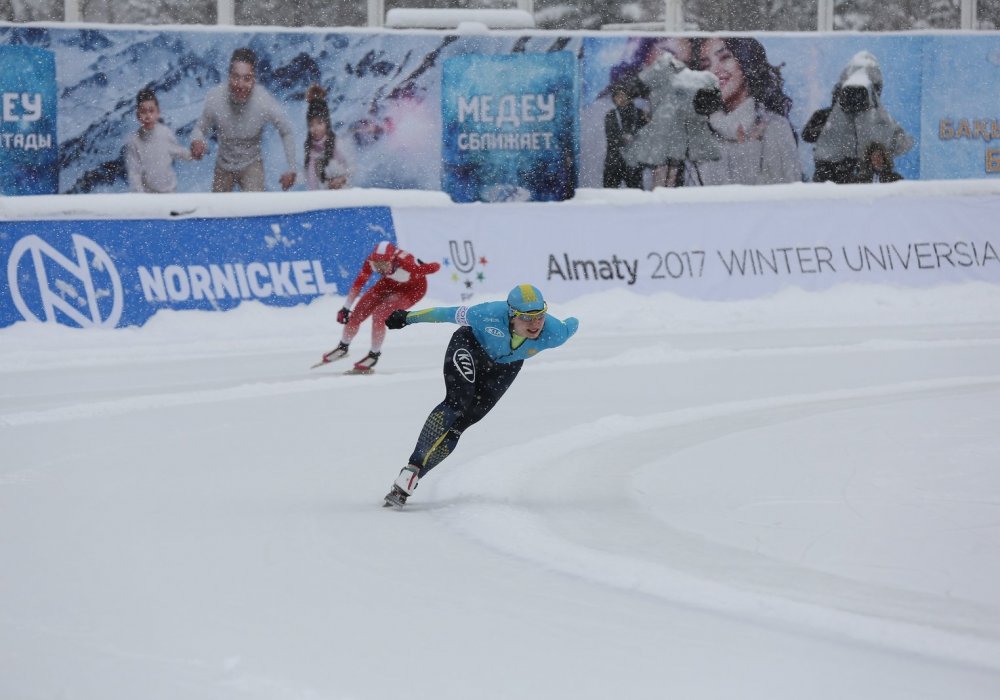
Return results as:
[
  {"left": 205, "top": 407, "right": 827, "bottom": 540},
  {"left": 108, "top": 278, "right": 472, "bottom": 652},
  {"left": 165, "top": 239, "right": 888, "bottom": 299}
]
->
[
  {"left": 407, "top": 329, "right": 522, "bottom": 478},
  {"left": 450, "top": 359, "right": 522, "bottom": 433},
  {"left": 341, "top": 285, "right": 386, "bottom": 346},
  {"left": 405, "top": 327, "right": 481, "bottom": 477},
  {"left": 370, "top": 286, "right": 428, "bottom": 354}
]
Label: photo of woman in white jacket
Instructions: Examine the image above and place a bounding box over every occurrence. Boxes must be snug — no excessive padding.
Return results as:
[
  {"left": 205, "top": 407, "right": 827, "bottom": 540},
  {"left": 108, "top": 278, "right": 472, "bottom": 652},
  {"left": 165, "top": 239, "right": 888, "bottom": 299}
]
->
[{"left": 687, "top": 37, "right": 802, "bottom": 187}]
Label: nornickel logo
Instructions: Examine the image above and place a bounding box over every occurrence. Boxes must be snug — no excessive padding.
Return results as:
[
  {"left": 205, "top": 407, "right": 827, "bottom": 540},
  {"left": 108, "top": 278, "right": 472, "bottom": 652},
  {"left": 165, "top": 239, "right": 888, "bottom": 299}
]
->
[
  {"left": 7, "top": 234, "right": 123, "bottom": 327},
  {"left": 453, "top": 348, "right": 476, "bottom": 383}
]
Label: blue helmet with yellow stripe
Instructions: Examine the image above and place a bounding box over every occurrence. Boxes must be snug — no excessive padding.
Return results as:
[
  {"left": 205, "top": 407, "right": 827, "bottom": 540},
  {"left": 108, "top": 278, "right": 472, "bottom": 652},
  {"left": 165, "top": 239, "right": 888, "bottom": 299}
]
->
[{"left": 507, "top": 284, "right": 547, "bottom": 318}]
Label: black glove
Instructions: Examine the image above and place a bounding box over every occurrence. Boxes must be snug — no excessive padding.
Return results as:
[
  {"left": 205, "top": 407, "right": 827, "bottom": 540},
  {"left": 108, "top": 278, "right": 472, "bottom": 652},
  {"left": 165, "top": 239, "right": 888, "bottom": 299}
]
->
[
  {"left": 802, "top": 107, "right": 832, "bottom": 144},
  {"left": 336, "top": 307, "right": 350, "bottom": 324},
  {"left": 385, "top": 309, "right": 409, "bottom": 329}
]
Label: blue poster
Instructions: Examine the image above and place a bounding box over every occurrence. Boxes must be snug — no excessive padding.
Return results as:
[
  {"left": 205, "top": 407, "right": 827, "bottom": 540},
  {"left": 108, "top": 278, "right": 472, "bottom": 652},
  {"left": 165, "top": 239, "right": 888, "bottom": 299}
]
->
[
  {"left": 920, "top": 35, "right": 1000, "bottom": 180},
  {"left": 1, "top": 206, "right": 394, "bottom": 328},
  {"left": 441, "top": 52, "right": 578, "bottom": 203},
  {"left": 0, "top": 45, "right": 59, "bottom": 195}
]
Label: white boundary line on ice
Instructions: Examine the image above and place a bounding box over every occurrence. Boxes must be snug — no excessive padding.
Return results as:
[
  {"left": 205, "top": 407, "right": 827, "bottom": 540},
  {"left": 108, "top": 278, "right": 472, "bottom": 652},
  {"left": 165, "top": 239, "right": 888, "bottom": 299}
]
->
[{"left": 429, "top": 375, "right": 1000, "bottom": 672}]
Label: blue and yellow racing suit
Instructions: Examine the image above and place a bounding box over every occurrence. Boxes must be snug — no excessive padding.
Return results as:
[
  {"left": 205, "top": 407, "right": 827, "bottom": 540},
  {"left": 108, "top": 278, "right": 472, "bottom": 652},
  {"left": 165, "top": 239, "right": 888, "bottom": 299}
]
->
[{"left": 401, "top": 301, "right": 579, "bottom": 477}]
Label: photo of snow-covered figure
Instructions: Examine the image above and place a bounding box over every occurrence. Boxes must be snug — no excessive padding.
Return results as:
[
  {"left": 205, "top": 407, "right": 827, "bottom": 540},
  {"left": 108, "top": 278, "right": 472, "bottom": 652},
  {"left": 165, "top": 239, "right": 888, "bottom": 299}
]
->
[
  {"left": 620, "top": 52, "right": 722, "bottom": 189},
  {"left": 580, "top": 36, "right": 705, "bottom": 189},
  {"left": 805, "top": 51, "right": 914, "bottom": 184}
]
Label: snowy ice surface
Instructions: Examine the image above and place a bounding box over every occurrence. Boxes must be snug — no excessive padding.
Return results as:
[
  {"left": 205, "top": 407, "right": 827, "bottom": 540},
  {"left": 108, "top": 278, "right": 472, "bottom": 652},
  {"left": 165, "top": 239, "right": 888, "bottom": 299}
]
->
[{"left": 2, "top": 184, "right": 1000, "bottom": 699}]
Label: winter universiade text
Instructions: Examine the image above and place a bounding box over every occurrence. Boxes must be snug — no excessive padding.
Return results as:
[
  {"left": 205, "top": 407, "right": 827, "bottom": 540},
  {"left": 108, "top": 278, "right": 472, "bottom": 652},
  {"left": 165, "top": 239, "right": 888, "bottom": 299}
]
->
[{"left": 547, "top": 240, "right": 1000, "bottom": 285}]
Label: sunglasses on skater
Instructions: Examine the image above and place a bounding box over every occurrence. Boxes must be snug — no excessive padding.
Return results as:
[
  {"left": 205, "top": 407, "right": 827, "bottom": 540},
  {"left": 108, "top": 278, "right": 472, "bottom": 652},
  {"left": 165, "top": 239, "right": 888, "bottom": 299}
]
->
[{"left": 509, "top": 303, "right": 547, "bottom": 320}]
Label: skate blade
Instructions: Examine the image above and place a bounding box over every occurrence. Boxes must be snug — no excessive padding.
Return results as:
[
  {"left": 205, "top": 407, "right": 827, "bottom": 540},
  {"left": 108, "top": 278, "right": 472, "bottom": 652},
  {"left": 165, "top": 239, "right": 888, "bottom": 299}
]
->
[
  {"left": 310, "top": 354, "right": 348, "bottom": 370},
  {"left": 345, "top": 367, "right": 375, "bottom": 375},
  {"left": 382, "top": 493, "right": 406, "bottom": 508}
]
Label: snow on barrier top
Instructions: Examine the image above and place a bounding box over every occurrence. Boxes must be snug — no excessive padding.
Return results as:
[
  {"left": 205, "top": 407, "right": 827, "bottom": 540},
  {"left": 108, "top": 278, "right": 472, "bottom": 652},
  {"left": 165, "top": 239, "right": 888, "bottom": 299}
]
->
[{"left": 384, "top": 9, "right": 535, "bottom": 30}]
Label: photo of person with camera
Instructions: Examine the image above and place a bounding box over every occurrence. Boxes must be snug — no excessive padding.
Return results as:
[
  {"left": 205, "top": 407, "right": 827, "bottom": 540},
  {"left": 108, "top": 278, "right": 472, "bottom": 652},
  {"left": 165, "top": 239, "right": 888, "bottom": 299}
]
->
[
  {"left": 803, "top": 50, "right": 913, "bottom": 184},
  {"left": 685, "top": 37, "right": 802, "bottom": 187},
  {"left": 602, "top": 83, "right": 648, "bottom": 189},
  {"left": 617, "top": 43, "right": 722, "bottom": 189}
]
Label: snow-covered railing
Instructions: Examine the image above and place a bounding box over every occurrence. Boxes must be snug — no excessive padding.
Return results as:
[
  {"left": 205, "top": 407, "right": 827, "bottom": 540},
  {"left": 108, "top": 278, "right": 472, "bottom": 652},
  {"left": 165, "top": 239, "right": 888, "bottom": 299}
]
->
[
  {"left": 56, "top": 0, "right": 984, "bottom": 30},
  {"left": 384, "top": 9, "right": 535, "bottom": 30}
]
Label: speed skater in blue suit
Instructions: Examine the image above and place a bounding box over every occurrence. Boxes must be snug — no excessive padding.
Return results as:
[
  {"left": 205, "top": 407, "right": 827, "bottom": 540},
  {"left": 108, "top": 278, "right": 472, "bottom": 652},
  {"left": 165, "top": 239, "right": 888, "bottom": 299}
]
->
[{"left": 381, "top": 284, "right": 579, "bottom": 508}]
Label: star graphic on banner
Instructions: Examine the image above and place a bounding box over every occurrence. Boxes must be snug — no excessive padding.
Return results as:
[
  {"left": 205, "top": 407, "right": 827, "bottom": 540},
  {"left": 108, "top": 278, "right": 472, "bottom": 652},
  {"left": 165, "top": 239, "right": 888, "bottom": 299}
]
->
[{"left": 478, "top": 256, "right": 488, "bottom": 266}]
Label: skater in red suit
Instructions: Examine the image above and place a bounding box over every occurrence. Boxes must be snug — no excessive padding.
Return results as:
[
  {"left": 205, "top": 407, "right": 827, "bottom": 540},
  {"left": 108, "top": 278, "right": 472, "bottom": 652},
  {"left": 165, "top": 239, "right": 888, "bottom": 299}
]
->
[{"left": 316, "top": 241, "right": 440, "bottom": 373}]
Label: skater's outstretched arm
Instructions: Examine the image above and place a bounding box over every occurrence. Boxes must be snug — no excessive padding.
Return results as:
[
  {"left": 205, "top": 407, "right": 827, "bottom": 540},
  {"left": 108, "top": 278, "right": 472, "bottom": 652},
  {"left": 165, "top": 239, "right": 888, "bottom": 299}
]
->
[{"left": 385, "top": 306, "right": 460, "bottom": 328}]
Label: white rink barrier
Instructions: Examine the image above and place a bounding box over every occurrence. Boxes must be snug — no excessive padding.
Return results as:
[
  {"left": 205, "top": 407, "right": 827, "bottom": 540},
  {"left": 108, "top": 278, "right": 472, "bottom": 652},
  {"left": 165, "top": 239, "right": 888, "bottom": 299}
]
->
[
  {"left": 397, "top": 181, "right": 1000, "bottom": 303},
  {"left": 2, "top": 181, "right": 999, "bottom": 329}
]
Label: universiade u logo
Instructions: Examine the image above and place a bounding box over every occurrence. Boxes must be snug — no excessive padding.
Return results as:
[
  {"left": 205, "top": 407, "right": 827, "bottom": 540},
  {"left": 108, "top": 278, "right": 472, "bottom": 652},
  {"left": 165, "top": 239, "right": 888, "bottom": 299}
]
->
[
  {"left": 7, "top": 233, "right": 123, "bottom": 327},
  {"left": 449, "top": 240, "right": 476, "bottom": 274}
]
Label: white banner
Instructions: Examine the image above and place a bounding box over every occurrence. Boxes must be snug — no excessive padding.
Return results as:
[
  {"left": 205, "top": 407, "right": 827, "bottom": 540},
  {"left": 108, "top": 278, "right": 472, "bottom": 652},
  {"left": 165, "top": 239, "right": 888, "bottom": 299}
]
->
[{"left": 394, "top": 193, "right": 1000, "bottom": 304}]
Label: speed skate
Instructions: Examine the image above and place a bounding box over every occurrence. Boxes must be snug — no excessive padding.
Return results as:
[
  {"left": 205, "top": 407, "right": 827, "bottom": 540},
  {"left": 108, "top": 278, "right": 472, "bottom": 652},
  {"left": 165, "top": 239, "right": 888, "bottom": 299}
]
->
[{"left": 382, "top": 485, "right": 408, "bottom": 508}]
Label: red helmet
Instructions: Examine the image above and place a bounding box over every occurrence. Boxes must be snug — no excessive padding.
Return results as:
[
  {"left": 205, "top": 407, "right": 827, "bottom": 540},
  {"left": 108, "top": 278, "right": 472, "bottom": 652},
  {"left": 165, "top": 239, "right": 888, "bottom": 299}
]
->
[{"left": 371, "top": 241, "right": 397, "bottom": 264}]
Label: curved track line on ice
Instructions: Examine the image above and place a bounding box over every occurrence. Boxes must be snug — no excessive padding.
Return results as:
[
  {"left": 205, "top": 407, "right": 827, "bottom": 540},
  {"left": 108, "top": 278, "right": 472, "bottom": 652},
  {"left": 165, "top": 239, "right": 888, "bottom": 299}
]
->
[{"left": 428, "top": 376, "right": 1000, "bottom": 671}]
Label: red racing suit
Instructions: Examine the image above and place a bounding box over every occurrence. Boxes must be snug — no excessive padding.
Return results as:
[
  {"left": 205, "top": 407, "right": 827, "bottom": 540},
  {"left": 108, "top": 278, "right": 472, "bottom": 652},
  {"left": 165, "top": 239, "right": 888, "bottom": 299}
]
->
[{"left": 341, "top": 249, "right": 441, "bottom": 350}]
